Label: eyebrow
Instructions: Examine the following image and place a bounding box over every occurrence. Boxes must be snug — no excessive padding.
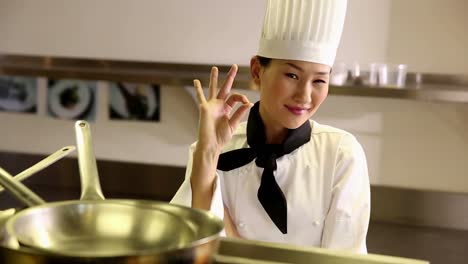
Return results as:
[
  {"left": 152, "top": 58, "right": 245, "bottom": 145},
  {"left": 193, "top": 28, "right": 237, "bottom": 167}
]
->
[{"left": 284, "top": 62, "right": 330, "bottom": 75}]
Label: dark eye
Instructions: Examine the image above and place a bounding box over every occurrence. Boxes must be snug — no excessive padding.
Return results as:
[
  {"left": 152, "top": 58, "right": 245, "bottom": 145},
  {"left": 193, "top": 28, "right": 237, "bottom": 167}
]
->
[
  {"left": 314, "top": 79, "right": 327, "bottom": 84},
  {"left": 285, "top": 73, "right": 299, "bottom": 80}
]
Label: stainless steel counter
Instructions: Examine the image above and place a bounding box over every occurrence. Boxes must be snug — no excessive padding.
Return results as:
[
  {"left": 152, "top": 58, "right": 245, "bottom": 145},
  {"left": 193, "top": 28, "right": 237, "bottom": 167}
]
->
[
  {"left": 215, "top": 238, "right": 428, "bottom": 264},
  {"left": 0, "top": 236, "right": 429, "bottom": 264},
  {"left": 1, "top": 54, "right": 468, "bottom": 104}
]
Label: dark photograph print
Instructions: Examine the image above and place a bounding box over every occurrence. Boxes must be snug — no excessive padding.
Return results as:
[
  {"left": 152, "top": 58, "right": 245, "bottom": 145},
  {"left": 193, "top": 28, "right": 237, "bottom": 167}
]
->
[
  {"left": 0, "top": 75, "right": 38, "bottom": 114},
  {"left": 47, "top": 79, "right": 97, "bottom": 121},
  {"left": 109, "top": 82, "right": 160, "bottom": 122}
]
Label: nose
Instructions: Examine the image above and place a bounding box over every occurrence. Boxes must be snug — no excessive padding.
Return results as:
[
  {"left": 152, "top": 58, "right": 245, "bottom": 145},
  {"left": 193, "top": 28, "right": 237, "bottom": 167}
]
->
[{"left": 293, "top": 82, "right": 312, "bottom": 104}]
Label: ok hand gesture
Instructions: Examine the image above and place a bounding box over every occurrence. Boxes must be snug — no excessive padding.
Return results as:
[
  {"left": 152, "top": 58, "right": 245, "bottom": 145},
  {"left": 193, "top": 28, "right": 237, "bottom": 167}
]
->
[{"left": 194, "top": 64, "right": 253, "bottom": 151}]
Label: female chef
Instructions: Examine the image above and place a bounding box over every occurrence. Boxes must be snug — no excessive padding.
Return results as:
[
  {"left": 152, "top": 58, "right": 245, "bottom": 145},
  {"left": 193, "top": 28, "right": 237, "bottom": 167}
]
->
[{"left": 171, "top": 0, "right": 370, "bottom": 254}]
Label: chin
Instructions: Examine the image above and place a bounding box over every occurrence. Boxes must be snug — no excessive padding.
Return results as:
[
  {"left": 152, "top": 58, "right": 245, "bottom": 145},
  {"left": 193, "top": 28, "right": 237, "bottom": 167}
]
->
[{"left": 281, "top": 117, "right": 309, "bottom": 130}]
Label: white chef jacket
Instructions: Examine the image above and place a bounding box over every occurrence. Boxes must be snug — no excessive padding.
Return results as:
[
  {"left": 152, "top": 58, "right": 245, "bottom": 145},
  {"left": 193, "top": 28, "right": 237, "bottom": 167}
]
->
[{"left": 171, "top": 120, "right": 370, "bottom": 253}]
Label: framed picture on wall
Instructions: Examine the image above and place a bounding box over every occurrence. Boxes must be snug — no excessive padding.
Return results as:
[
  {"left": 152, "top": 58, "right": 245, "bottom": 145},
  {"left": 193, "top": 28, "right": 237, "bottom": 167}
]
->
[
  {"left": 47, "top": 79, "right": 97, "bottom": 121},
  {"left": 0, "top": 75, "right": 38, "bottom": 114},
  {"left": 109, "top": 82, "right": 160, "bottom": 122}
]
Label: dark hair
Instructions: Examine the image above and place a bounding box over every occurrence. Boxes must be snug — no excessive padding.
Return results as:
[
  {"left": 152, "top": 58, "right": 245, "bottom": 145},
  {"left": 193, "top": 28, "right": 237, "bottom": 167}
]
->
[{"left": 257, "top": 56, "right": 272, "bottom": 67}]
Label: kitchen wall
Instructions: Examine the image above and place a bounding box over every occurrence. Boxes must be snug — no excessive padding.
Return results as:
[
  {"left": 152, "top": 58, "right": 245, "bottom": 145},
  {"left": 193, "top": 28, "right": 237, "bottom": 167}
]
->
[
  {"left": 0, "top": 0, "right": 265, "bottom": 65},
  {"left": 387, "top": 0, "right": 468, "bottom": 75},
  {"left": 0, "top": 0, "right": 468, "bottom": 193},
  {"left": 0, "top": 0, "right": 392, "bottom": 66},
  {"left": 0, "top": 83, "right": 199, "bottom": 167}
]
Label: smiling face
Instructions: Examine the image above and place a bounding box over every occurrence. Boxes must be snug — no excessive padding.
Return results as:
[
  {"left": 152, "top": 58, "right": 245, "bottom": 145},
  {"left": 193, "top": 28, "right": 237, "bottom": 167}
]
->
[{"left": 250, "top": 57, "right": 331, "bottom": 139}]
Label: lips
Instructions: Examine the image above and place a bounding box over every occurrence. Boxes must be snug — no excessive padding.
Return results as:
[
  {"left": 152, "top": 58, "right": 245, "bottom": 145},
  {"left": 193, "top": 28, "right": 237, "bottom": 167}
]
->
[{"left": 285, "top": 105, "right": 310, "bottom": 116}]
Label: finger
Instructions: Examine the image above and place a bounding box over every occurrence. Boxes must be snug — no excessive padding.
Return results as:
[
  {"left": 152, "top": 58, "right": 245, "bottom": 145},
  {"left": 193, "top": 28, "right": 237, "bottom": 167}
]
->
[
  {"left": 217, "top": 64, "right": 238, "bottom": 100},
  {"left": 208, "top": 66, "right": 218, "bottom": 100},
  {"left": 193, "top": 79, "right": 206, "bottom": 104},
  {"left": 225, "top": 93, "right": 250, "bottom": 109},
  {"left": 229, "top": 103, "right": 253, "bottom": 131}
]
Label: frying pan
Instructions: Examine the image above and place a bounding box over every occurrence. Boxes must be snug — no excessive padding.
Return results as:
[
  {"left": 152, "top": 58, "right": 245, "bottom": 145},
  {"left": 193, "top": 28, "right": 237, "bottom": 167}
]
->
[{"left": 0, "top": 121, "right": 223, "bottom": 262}]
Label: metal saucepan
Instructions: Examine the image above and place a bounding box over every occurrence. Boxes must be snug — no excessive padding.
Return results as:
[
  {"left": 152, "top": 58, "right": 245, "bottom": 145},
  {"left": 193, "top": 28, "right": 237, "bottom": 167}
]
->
[
  {"left": 0, "top": 146, "right": 76, "bottom": 195},
  {"left": 0, "top": 145, "right": 75, "bottom": 222},
  {"left": 0, "top": 209, "right": 15, "bottom": 229},
  {"left": 0, "top": 146, "right": 76, "bottom": 248},
  {"left": 0, "top": 120, "right": 223, "bottom": 263},
  {"left": 0, "top": 146, "right": 76, "bottom": 205}
]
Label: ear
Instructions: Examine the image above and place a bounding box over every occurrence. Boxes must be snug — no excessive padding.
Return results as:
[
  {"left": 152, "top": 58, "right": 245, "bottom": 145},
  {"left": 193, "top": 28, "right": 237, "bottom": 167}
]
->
[{"left": 250, "top": 56, "right": 262, "bottom": 86}]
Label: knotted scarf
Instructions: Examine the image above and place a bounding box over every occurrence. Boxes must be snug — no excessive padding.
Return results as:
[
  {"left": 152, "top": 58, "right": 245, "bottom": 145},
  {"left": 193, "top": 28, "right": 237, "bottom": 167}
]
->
[{"left": 217, "top": 102, "right": 311, "bottom": 234}]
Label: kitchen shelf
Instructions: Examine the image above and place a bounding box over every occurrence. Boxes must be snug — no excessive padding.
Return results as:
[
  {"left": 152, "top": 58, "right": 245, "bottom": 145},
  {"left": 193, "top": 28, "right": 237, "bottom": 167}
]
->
[
  {"left": 329, "top": 83, "right": 468, "bottom": 103},
  {"left": 1, "top": 54, "right": 468, "bottom": 104}
]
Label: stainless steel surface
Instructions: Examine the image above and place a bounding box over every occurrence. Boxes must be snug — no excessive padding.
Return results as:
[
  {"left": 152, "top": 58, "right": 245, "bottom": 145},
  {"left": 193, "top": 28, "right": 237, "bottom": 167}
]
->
[
  {"left": 0, "top": 239, "right": 219, "bottom": 264},
  {"left": 3, "top": 149, "right": 468, "bottom": 233},
  {"left": 215, "top": 255, "right": 289, "bottom": 264},
  {"left": 0, "top": 230, "right": 433, "bottom": 264},
  {"left": 1, "top": 54, "right": 468, "bottom": 104},
  {"left": 0, "top": 146, "right": 76, "bottom": 194},
  {"left": 367, "top": 221, "right": 468, "bottom": 264},
  {"left": 329, "top": 83, "right": 468, "bottom": 103},
  {"left": 0, "top": 168, "right": 45, "bottom": 207},
  {"left": 0, "top": 200, "right": 222, "bottom": 263},
  {"left": 7, "top": 201, "right": 197, "bottom": 256},
  {"left": 0, "top": 54, "right": 253, "bottom": 90},
  {"left": 0, "top": 120, "right": 224, "bottom": 261},
  {"left": 0, "top": 150, "right": 466, "bottom": 263},
  {"left": 0, "top": 150, "right": 185, "bottom": 204},
  {"left": 371, "top": 186, "right": 468, "bottom": 231},
  {"left": 0, "top": 147, "right": 76, "bottom": 249},
  {"left": 75, "top": 121, "right": 104, "bottom": 201},
  {"left": 1, "top": 149, "right": 466, "bottom": 263},
  {"left": 0, "top": 209, "right": 15, "bottom": 228},
  {"left": 216, "top": 238, "right": 429, "bottom": 264}
]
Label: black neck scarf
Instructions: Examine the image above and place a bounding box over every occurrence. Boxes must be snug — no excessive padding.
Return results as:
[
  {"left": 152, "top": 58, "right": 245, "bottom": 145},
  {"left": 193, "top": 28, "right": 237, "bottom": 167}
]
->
[{"left": 217, "top": 101, "right": 311, "bottom": 234}]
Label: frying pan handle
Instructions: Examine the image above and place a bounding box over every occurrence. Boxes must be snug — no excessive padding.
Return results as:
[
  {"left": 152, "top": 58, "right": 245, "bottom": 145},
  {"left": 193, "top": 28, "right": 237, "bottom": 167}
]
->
[
  {"left": 0, "top": 167, "right": 45, "bottom": 207},
  {"left": 0, "top": 146, "right": 76, "bottom": 194},
  {"left": 75, "top": 121, "right": 105, "bottom": 201}
]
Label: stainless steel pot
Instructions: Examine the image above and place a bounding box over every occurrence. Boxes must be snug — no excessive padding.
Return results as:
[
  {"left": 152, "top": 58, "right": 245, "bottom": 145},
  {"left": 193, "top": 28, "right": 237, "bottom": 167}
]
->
[
  {"left": 0, "top": 121, "right": 223, "bottom": 263},
  {"left": 0, "top": 145, "right": 75, "bottom": 215},
  {"left": 0, "top": 146, "right": 76, "bottom": 249},
  {"left": 0, "top": 146, "right": 76, "bottom": 195}
]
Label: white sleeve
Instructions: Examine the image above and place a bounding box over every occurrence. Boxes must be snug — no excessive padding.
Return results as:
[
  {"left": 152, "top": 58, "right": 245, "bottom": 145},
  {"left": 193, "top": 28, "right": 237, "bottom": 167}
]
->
[
  {"left": 170, "top": 143, "right": 225, "bottom": 222},
  {"left": 321, "top": 134, "right": 371, "bottom": 254}
]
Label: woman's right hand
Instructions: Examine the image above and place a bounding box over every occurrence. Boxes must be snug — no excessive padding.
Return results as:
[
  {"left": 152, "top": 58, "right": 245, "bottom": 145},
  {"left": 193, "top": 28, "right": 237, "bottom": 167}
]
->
[
  {"left": 194, "top": 64, "right": 253, "bottom": 151},
  {"left": 190, "top": 65, "right": 252, "bottom": 210}
]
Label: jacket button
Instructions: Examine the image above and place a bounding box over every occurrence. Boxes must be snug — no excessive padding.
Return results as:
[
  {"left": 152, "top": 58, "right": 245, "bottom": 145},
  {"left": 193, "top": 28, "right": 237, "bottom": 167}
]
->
[
  {"left": 238, "top": 222, "right": 245, "bottom": 228},
  {"left": 313, "top": 220, "right": 320, "bottom": 226}
]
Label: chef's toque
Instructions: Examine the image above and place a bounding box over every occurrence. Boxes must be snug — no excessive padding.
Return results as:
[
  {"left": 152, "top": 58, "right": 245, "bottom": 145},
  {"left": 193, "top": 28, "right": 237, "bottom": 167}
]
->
[{"left": 257, "top": 0, "right": 348, "bottom": 67}]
